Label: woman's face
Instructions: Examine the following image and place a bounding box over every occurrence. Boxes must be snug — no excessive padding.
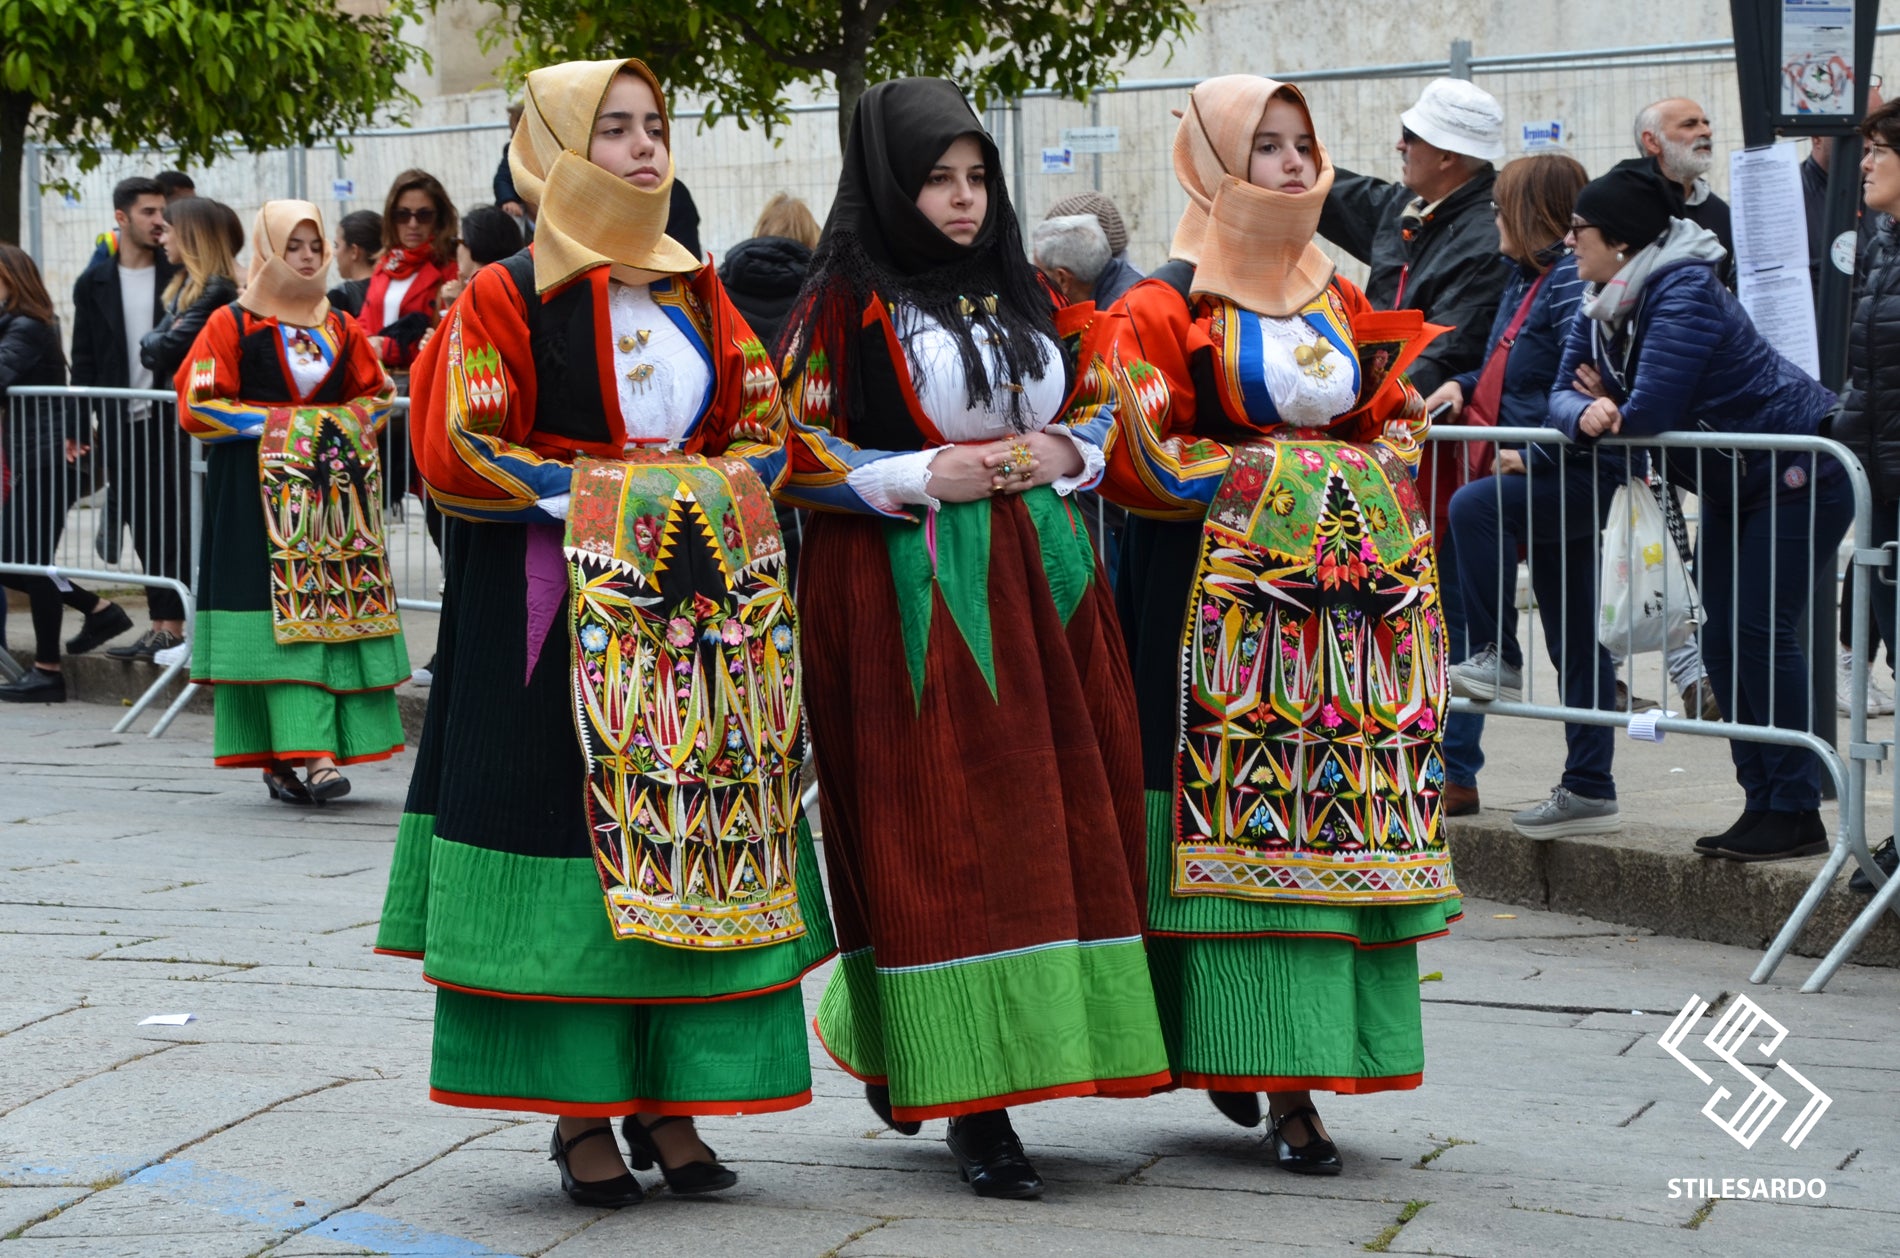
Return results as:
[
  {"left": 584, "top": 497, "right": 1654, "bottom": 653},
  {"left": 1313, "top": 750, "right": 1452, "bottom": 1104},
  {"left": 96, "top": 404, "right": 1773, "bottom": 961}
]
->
[
  {"left": 393, "top": 188, "right": 437, "bottom": 250},
  {"left": 916, "top": 135, "right": 987, "bottom": 246},
  {"left": 161, "top": 219, "right": 183, "bottom": 266},
  {"left": 283, "top": 222, "right": 324, "bottom": 278},
  {"left": 1248, "top": 96, "right": 1317, "bottom": 192},
  {"left": 1862, "top": 136, "right": 1900, "bottom": 216},
  {"left": 1494, "top": 203, "right": 1516, "bottom": 261},
  {"left": 456, "top": 241, "right": 477, "bottom": 280},
  {"left": 1566, "top": 218, "right": 1628, "bottom": 284},
  {"left": 590, "top": 72, "right": 667, "bottom": 190}
]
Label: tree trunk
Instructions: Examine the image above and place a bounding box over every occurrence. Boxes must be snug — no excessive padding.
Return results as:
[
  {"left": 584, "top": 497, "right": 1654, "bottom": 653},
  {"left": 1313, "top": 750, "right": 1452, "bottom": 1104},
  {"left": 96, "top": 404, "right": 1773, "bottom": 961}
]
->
[
  {"left": 0, "top": 91, "right": 30, "bottom": 247},
  {"left": 835, "top": 57, "right": 866, "bottom": 152}
]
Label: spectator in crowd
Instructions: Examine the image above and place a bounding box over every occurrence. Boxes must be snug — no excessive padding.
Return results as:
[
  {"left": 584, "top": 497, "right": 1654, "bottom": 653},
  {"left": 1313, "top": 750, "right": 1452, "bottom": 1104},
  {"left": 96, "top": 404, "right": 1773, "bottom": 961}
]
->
[
  {"left": 141, "top": 197, "right": 243, "bottom": 384},
  {"left": 362, "top": 169, "right": 458, "bottom": 377},
  {"left": 155, "top": 170, "right": 196, "bottom": 202},
  {"left": 1552, "top": 160, "right": 1850, "bottom": 863},
  {"left": 1046, "top": 190, "right": 1144, "bottom": 296},
  {"left": 1831, "top": 97, "right": 1900, "bottom": 889},
  {"left": 0, "top": 245, "right": 132, "bottom": 700},
  {"left": 1428, "top": 153, "right": 1627, "bottom": 836},
  {"left": 667, "top": 180, "right": 703, "bottom": 260},
  {"left": 1319, "top": 76, "right": 1514, "bottom": 830},
  {"left": 326, "top": 209, "right": 383, "bottom": 319},
  {"left": 719, "top": 192, "right": 819, "bottom": 350},
  {"left": 1030, "top": 213, "right": 1131, "bottom": 580},
  {"left": 1032, "top": 213, "right": 1138, "bottom": 307},
  {"left": 494, "top": 102, "right": 526, "bottom": 219},
  {"left": 1635, "top": 98, "right": 1735, "bottom": 287},
  {"left": 70, "top": 176, "right": 183, "bottom": 661},
  {"left": 175, "top": 200, "right": 407, "bottom": 804},
  {"left": 433, "top": 205, "right": 524, "bottom": 314}
]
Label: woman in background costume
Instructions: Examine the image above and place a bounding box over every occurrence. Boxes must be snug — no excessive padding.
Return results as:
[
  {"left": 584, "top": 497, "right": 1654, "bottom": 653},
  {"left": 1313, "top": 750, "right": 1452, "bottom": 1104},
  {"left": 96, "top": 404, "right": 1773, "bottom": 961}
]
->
[
  {"left": 177, "top": 201, "right": 407, "bottom": 803},
  {"left": 780, "top": 76, "right": 1169, "bottom": 1201},
  {"left": 374, "top": 58, "right": 832, "bottom": 1209},
  {"left": 1104, "top": 76, "right": 1461, "bottom": 1174}
]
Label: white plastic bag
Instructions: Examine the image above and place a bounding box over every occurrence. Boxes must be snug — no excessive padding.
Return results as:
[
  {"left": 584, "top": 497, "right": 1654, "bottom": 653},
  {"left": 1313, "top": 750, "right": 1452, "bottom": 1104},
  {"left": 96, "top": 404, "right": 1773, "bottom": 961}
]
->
[{"left": 1598, "top": 481, "right": 1700, "bottom": 656}]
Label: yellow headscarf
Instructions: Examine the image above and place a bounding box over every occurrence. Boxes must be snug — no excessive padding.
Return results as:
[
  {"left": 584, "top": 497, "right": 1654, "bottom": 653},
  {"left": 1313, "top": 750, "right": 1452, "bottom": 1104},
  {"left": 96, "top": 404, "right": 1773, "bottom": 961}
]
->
[
  {"left": 1169, "top": 76, "right": 1335, "bottom": 317},
  {"left": 509, "top": 57, "right": 702, "bottom": 293},
  {"left": 239, "top": 200, "right": 332, "bottom": 328}
]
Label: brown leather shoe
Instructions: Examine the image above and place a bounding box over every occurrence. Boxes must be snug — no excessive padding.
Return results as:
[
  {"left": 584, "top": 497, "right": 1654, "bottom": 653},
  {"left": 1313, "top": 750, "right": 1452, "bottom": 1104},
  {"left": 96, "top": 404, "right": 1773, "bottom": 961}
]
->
[
  {"left": 1681, "top": 679, "right": 1723, "bottom": 722},
  {"left": 1443, "top": 783, "right": 1480, "bottom": 816}
]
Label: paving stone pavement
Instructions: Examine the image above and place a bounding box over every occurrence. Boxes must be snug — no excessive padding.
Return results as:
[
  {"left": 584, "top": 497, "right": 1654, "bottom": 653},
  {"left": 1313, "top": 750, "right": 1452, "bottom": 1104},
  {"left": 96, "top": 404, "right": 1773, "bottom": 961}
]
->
[{"left": 3, "top": 702, "right": 1899, "bottom": 1257}]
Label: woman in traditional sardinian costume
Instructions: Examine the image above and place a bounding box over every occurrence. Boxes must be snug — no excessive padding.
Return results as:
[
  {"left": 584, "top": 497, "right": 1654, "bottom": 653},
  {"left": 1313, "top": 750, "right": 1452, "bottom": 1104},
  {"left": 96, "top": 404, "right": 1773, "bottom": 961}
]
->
[
  {"left": 1102, "top": 76, "right": 1461, "bottom": 1174},
  {"left": 176, "top": 201, "right": 407, "bottom": 803},
  {"left": 780, "top": 77, "right": 1169, "bottom": 1201},
  {"left": 373, "top": 58, "right": 833, "bottom": 1209}
]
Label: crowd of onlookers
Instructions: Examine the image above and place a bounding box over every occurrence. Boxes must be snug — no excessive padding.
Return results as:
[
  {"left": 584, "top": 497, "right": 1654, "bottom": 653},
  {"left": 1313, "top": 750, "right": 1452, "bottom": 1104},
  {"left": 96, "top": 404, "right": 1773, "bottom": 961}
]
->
[{"left": 5, "top": 81, "right": 1900, "bottom": 881}]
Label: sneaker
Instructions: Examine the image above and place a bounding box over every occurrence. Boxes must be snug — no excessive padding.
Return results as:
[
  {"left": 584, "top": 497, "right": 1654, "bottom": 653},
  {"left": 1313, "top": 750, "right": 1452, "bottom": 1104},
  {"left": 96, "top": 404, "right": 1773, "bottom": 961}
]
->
[
  {"left": 1838, "top": 650, "right": 1897, "bottom": 717},
  {"left": 1680, "top": 678, "right": 1722, "bottom": 722},
  {"left": 64, "top": 603, "right": 134, "bottom": 655},
  {"left": 1448, "top": 645, "right": 1523, "bottom": 703},
  {"left": 1849, "top": 837, "right": 1898, "bottom": 892},
  {"left": 410, "top": 666, "right": 433, "bottom": 688},
  {"left": 152, "top": 641, "right": 190, "bottom": 667},
  {"left": 1512, "top": 786, "right": 1622, "bottom": 840},
  {"left": 106, "top": 628, "right": 184, "bottom": 663},
  {"left": 1869, "top": 673, "right": 1897, "bottom": 719}
]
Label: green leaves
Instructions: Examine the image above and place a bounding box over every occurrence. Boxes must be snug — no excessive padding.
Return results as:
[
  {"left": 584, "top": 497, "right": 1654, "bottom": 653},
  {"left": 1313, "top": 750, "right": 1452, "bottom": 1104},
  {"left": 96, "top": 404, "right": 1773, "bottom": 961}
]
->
[
  {"left": 494, "top": 0, "right": 1197, "bottom": 147},
  {"left": 0, "top": 0, "right": 426, "bottom": 238}
]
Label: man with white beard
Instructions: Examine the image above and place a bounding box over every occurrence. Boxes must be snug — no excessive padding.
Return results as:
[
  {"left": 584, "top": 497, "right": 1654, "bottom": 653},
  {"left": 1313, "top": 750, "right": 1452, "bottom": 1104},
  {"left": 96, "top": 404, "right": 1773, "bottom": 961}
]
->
[{"left": 1635, "top": 97, "right": 1736, "bottom": 287}]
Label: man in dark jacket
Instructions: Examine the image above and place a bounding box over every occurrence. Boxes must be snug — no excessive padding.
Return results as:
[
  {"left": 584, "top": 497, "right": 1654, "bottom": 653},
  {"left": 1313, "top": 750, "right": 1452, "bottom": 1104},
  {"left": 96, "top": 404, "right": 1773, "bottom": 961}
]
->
[
  {"left": 1635, "top": 98, "right": 1735, "bottom": 288},
  {"left": 69, "top": 175, "right": 184, "bottom": 661},
  {"left": 1318, "top": 77, "right": 1514, "bottom": 394},
  {"left": 1318, "top": 77, "right": 1514, "bottom": 819}
]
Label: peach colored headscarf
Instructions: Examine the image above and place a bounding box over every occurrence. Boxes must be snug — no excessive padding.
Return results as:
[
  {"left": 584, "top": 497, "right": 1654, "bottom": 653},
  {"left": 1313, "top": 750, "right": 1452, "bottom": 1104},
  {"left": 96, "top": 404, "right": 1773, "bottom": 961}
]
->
[
  {"left": 1169, "top": 75, "right": 1335, "bottom": 317},
  {"left": 240, "top": 200, "right": 331, "bottom": 327}
]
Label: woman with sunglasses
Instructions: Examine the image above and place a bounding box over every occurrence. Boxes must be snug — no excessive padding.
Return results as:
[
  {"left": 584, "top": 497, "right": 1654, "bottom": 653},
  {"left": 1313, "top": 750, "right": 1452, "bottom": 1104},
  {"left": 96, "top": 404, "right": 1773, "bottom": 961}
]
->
[
  {"left": 1553, "top": 159, "right": 1849, "bottom": 862},
  {"left": 362, "top": 169, "right": 458, "bottom": 375}
]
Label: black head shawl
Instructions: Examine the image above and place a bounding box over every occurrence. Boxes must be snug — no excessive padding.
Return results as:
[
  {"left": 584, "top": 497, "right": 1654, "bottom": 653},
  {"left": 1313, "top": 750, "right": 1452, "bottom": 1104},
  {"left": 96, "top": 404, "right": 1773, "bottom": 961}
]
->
[{"left": 783, "top": 77, "right": 1055, "bottom": 431}]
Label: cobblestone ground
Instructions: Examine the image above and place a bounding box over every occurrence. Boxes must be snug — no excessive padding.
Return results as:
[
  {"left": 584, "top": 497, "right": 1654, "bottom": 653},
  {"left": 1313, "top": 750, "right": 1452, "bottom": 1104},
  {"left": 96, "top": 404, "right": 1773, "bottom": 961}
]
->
[{"left": 2, "top": 703, "right": 1897, "bottom": 1257}]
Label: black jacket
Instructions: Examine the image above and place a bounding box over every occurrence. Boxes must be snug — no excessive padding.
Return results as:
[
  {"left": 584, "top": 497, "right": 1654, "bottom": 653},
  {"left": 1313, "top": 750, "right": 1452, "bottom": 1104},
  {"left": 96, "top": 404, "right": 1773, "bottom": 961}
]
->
[
  {"left": 718, "top": 235, "right": 812, "bottom": 352},
  {"left": 1318, "top": 164, "right": 1513, "bottom": 393},
  {"left": 0, "top": 309, "right": 67, "bottom": 463},
  {"left": 667, "top": 181, "right": 702, "bottom": 260},
  {"left": 139, "top": 275, "right": 239, "bottom": 384},
  {"left": 327, "top": 277, "right": 371, "bottom": 320},
  {"left": 69, "top": 248, "right": 176, "bottom": 389},
  {"left": 1831, "top": 218, "right": 1900, "bottom": 502}
]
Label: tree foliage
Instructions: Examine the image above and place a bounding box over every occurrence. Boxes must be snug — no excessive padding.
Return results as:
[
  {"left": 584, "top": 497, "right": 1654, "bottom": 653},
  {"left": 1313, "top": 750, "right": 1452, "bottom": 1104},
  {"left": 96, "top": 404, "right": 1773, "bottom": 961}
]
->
[
  {"left": 493, "top": 0, "right": 1199, "bottom": 148},
  {"left": 0, "top": 0, "right": 428, "bottom": 242}
]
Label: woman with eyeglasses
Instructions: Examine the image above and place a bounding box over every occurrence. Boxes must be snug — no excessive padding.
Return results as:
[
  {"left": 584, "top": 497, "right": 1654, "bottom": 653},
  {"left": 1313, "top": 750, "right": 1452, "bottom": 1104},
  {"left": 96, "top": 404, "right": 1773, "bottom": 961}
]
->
[
  {"left": 361, "top": 169, "right": 458, "bottom": 375},
  {"left": 1830, "top": 99, "right": 1900, "bottom": 889},
  {"left": 1551, "top": 159, "right": 1849, "bottom": 863}
]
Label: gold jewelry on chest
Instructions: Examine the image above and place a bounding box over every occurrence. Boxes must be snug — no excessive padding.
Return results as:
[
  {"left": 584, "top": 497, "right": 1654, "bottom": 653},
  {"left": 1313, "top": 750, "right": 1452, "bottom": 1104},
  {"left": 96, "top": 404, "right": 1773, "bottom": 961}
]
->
[{"left": 619, "top": 326, "right": 657, "bottom": 392}]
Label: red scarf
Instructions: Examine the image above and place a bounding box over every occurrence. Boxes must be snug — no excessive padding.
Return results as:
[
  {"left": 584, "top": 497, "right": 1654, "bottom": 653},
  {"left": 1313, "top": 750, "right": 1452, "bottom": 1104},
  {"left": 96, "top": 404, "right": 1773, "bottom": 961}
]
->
[{"left": 362, "top": 244, "right": 448, "bottom": 337}]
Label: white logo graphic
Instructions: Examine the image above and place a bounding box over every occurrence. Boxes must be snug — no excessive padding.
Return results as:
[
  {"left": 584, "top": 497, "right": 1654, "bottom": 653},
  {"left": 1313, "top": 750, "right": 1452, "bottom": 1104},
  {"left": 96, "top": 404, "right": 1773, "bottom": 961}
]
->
[{"left": 1658, "top": 994, "right": 1832, "bottom": 1150}]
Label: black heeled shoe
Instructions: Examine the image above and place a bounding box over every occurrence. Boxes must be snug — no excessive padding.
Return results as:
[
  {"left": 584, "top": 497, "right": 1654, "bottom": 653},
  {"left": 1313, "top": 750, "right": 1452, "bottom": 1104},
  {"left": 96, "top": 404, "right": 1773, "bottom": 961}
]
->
[
  {"left": 1209, "top": 1090, "right": 1262, "bottom": 1128},
  {"left": 1267, "top": 1104, "right": 1342, "bottom": 1176},
  {"left": 263, "top": 766, "right": 313, "bottom": 805},
  {"left": 621, "top": 1114, "right": 738, "bottom": 1194},
  {"left": 944, "top": 1109, "right": 1043, "bottom": 1200},
  {"left": 866, "top": 1082, "right": 922, "bottom": 1135},
  {"left": 306, "top": 766, "right": 351, "bottom": 803},
  {"left": 549, "top": 1124, "right": 645, "bottom": 1208}
]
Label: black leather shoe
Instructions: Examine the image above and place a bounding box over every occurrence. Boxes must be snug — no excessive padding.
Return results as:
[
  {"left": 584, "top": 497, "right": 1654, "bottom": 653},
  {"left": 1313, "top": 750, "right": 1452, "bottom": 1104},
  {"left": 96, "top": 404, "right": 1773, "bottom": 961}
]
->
[
  {"left": 1209, "top": 1090, "right": 1262, "bottom": 1128},
  {"left": 1267, "top": 1105, "right": 1342, "bottom": 1176},
  {"left": 107, "top": 628, "right": 181, "bottom": 662},
  {"left": 65, "top": 603, "right": 133, "bottom": 655},
  {"left": 263, "top": 766, "right": 314, "bottom": 805},
  {"left": 866, "top": 1082, "right": 922, "bottom": 1135},
  {"left": 306, "top": 767, "right": 352, "bottom": 803},
  {"left": 622, "top": 1115, "right": 738, "bottom": 1194},
  {"left": 0, "top": 670, "right": 66, "bottom": 704},
  {"left": 1695, "top": 811, "right": 1763, "bottom": 854},
  {"left": 1850, "top": 837, "right": 1898, "bottom": 892},
  {"left": 549, "top": 1124, "right": 645, "bottom": 1208},
  {"left": 945, "top": 1109, "right": 1043, "bottom": 1199},
  {"left": 1707, "top": 810, "right": 1827, "bottom": 862}
]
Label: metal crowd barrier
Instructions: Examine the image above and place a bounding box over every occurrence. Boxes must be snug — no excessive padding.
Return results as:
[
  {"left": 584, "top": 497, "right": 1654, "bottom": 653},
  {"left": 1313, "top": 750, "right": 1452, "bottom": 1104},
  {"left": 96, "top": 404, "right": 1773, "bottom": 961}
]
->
[
  {"left": 1, "top": 386, "right": 445, "bottom": 738},
  {"left": 1422, "top": 424, "right": 1888, "bottom": 992}
]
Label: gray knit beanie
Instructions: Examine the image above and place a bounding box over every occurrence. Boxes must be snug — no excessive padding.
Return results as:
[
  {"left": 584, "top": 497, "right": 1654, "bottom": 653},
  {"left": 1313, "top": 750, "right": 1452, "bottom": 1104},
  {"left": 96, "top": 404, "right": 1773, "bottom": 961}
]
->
[{"left": 1046, "top": 191, "right": 1129, "bottom": 256}]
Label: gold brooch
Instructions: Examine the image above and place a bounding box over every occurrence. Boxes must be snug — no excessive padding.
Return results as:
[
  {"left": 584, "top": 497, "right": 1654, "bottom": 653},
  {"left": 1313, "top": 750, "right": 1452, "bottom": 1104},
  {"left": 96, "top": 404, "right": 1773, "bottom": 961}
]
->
[
  {"left": 626, "top": 362, "right": 656, "bottom": 392},
  {"left": 616, "top": 329, "right": 652, "bottom": 354}
]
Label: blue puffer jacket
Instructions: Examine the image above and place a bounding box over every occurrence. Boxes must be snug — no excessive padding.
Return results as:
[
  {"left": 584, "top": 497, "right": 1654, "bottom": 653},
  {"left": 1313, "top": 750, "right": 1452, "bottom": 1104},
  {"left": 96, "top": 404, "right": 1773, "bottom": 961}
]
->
[{"left": 1548, "top": 258, "right": 1839, "bottom": 510}]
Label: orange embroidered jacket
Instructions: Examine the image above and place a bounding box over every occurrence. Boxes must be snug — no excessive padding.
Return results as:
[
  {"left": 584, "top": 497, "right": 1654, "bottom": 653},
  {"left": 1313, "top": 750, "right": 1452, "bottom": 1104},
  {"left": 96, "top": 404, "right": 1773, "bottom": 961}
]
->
[
  {"left": 175, "top": 304, "right": 392, "bottom": 440},
  {"left": 410, "top": 253, "right": 786, "bottom": 524},
  {"left": 1098, "top": 274, "right": 1444, "bottom": 520}
]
